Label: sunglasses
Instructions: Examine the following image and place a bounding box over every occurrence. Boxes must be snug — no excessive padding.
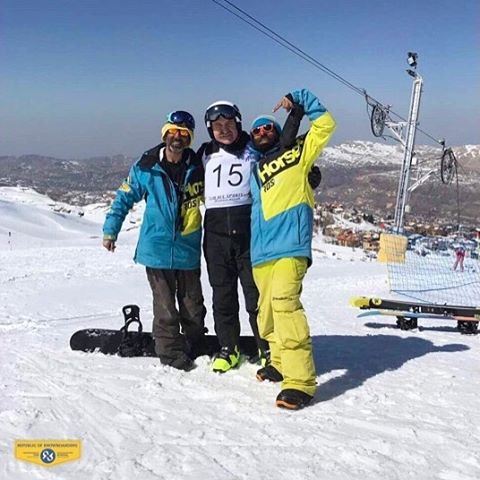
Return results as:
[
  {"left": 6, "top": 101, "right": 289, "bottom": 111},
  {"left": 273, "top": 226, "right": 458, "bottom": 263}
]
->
[
  {"left": 166, "top": 128, "right": 190, "bottom": 137},
  {"left": 167, "top": 110, "right": 195, "bottom": 130},
  {"left": 251, "top": 123, "right": 275, "bottom": 136}
]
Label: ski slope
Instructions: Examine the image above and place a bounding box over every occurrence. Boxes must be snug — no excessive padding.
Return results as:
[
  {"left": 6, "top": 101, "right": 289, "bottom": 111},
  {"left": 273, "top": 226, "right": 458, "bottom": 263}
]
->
[{"left": 1, "top": 187, "right": 479, "bottom": 480}]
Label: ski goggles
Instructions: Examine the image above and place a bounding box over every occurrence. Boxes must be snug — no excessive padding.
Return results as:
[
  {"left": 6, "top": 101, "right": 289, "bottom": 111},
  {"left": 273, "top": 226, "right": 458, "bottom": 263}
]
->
[
  {"left": 251, "top": 123, "right": 275, "bottom": 136},
  {"left": 205, "top": 104, "right": 241, "bottom": 123},
  {"left": 166, "top": 110, "right": 195, "bottom": 130}
]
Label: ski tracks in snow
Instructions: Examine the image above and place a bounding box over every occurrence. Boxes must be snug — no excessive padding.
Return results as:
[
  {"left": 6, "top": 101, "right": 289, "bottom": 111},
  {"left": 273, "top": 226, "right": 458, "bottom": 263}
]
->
[{"left": 1, "top": 244, "right": 480, "bottom": 479}]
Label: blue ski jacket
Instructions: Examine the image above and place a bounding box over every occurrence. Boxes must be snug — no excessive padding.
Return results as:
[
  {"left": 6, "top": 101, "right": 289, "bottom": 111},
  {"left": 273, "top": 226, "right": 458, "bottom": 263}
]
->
[
  {"left": 250, "top": 89, "right": 336, "bottom": 267},
  {"left": 103, "top": 144, "right": 204, "bottom": 270}
]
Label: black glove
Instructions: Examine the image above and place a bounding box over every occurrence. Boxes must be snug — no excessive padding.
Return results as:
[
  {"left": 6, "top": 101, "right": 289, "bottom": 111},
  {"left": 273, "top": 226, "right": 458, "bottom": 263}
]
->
[{"left": 308, "top": 165, "right": 322, "bottom": 189}]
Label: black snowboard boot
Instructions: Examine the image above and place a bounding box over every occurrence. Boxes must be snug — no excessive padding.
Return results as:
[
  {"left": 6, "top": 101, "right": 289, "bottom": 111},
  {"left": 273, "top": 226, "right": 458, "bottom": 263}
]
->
[
  {"left": 276, "top": 389, "right": 313, "bottom": 410},
  {"left": 163, "top": 354, "right": 195, "bottom": 372},
  {"left": 256, "top": 365, "right": 283, "bottom": 382}
]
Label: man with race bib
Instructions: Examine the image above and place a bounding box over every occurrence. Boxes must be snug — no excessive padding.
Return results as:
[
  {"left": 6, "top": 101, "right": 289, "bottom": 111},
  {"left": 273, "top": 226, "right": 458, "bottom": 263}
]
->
[{"left": 198, "top": 102, "right": 268, "bottom": 372}]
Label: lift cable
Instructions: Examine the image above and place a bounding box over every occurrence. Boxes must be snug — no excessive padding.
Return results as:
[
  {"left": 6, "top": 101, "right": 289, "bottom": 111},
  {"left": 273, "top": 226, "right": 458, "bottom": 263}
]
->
[{"left": 212, "top": 0, "right": 444, "bottom": 146}]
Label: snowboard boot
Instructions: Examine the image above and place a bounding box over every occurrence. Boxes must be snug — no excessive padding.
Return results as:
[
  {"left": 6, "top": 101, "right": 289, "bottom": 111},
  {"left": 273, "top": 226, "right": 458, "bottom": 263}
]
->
[
  {"left": 212, "top": 346, "right": 240, "bottom": 373},
  {"left": 247, "top": 347, "right": 269, "bottom": 365},
  {"left": 259, "top": 348, "right": 270, "bottom": 367},
  {"left": 163, "top": 354, "right": 195, "bottom": 372},
  {"left": 256, "top": 365, "right": 283, "bottom": 383},
  {"left": 276, "top": 389, "right": 313, "bottom": 410}
]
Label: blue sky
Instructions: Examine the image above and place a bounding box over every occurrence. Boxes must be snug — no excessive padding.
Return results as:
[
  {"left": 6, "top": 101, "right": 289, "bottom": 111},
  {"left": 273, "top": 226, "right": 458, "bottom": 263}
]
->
[{"left": 1, "top": 0, "right": 478, "bottom": 157}]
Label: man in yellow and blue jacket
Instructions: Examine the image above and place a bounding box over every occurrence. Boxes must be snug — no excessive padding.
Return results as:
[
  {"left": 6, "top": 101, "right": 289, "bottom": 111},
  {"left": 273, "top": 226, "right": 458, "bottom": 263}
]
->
[
  {"left": 249, "top": 89, "right": 336, "bottom": 409},
  {"left": 103, "top": 111, "right": 206, "bottom": 371}
]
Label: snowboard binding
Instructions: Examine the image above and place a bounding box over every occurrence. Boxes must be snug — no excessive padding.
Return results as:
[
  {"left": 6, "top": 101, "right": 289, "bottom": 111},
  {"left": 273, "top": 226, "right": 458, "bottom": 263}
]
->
[
  {"left": 395, "top": 316, "right": 418, "bottom": 331},
  {"left": 457, "top": 320, "right": 479, "bottom": 335},
  {"left": 118, "top": 304, "right": 152, "bottom": 357},
  {"left": 121, "top": 304, "right": 142, "bottom": 332}
]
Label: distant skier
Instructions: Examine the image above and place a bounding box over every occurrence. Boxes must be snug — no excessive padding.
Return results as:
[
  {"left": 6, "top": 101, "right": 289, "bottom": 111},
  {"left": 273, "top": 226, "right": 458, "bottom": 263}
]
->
[
  {"left": 453, "top": 245, "right": 466, "bottom": 272},
  {"left": 102, "top": 111, "right": 206, "bottom": 371},
  {"left": 249, "top": 89, "right": 336, "bottom": 410}
]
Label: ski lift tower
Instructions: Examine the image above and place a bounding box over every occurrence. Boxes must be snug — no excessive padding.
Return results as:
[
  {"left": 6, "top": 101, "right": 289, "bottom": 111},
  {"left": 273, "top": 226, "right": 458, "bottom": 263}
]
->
[
  {"left": 366, "top": 52, "right": 457, "bottom": 235},
  {"left": 369, "top": 53, "right": 457, "bottom": 233},
  {"left": 391, "top": 52, "right": 423, "bottom": 233}
]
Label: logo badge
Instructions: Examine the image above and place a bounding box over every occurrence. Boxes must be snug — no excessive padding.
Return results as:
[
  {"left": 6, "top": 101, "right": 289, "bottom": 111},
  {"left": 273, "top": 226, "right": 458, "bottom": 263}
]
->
[{"left": 15, "top": 440, "right": 81, "bottom": 467}]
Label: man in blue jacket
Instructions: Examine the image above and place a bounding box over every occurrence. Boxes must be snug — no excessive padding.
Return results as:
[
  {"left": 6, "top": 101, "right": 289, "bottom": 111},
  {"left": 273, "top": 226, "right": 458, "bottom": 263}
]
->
[
  {"left": 103, "top": 111, "right": 206, "bottom": 371},
  {"left": 250, "top": 89, "right": 336, "bottom": 409}
]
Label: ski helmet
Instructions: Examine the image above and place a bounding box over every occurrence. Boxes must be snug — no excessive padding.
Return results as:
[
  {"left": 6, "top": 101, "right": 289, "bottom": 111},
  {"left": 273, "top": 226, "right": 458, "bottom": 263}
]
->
[{"left": 204, "top": 101, "right": 242, "bottom": 140}]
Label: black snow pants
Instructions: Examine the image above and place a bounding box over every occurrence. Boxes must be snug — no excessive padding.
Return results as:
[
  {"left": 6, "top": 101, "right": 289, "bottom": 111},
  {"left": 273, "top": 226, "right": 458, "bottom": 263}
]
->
[{"left": 203, "top": 229, "right": 268, "bottom": 354}]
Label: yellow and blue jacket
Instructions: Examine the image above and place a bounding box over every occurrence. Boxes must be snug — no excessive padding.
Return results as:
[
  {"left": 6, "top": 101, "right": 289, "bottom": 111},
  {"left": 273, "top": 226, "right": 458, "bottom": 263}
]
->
[
  {"left": 250, "top": 89, "right": 336, "bottom": 267},
  {"left": 103, "top": 144, "right": 204, "bottom": 270}
]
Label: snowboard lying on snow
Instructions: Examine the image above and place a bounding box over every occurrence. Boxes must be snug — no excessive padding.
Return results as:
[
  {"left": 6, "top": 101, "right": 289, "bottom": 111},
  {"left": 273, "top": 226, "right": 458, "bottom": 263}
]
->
[
  {"left": 351, "top": 296, "right": 480, "bottom": 334},
  {"left": 70, "top": 305, "right": 258, "bottom": 358}
]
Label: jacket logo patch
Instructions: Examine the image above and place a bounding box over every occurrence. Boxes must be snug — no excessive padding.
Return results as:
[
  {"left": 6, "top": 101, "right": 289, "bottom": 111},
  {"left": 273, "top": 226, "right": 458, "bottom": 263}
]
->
[
  {"left": 258, "top": 141, "right": 303, "bottom": 185},
  {"left": 184, "top": 180, "right": 204, "bottom": 201},
  {"left": 118, "top": 181, "right": 131, "bottom": 193},
  {"left": 183, "top": 197, "right": 201, "bottom": 210}
]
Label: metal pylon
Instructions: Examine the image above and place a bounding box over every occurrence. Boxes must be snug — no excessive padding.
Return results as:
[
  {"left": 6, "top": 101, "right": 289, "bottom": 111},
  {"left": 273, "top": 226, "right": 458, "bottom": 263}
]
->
[{"left": 392, "top": 70, "right": 423, "bottom": 233}]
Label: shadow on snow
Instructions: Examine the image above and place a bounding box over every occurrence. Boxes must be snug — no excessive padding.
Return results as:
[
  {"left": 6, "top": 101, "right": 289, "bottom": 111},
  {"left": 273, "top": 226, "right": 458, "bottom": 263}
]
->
[
  {"left": 311, "top": 333, "right": 469, "bottom": 403},
  {"left": 364, "top": 321, "right": 468, "bottom": 334}
]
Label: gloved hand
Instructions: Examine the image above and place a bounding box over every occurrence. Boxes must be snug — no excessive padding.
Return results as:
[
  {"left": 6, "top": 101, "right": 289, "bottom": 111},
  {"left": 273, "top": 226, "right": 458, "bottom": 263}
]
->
[{"left": 308, "top": 165, "right": 322, "bottom": 189}]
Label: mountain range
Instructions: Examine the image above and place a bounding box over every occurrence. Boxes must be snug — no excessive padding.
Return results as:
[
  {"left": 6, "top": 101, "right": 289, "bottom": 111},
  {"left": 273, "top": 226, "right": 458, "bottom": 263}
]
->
[{"left": 1, "top": 142, "right": 479, "bottom": 226}]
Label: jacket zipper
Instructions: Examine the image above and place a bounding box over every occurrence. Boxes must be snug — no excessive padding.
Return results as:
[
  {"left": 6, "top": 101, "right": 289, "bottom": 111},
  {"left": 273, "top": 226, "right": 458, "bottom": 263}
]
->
[
  {"left": 252, "top": 167, "right": 264, "bottom": 259},
  {"left": 157, "top": 167, "right": 177, "bottom": 269}
]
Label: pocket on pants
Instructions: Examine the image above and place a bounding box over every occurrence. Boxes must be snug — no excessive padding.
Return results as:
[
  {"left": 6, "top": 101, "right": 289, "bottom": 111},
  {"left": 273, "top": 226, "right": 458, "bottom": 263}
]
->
[
  {"left": 292, "top": 257, "right": 307, "bottom": 280},
  {"left": 275, "top": 313, "right": 311, "bottom": 350}
]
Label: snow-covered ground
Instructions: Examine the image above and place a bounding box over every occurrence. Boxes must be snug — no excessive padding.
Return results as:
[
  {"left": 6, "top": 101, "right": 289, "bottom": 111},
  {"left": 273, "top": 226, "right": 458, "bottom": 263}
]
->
[{"left": 1, "top": 187, "right": 479, "bottom": 480}]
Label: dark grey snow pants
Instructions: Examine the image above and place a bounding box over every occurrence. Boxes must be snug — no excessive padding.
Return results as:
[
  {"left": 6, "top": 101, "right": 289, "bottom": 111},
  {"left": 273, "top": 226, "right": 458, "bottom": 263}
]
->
[{"left": 146, "top": 267, "right": 206, "bottom": 365}]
